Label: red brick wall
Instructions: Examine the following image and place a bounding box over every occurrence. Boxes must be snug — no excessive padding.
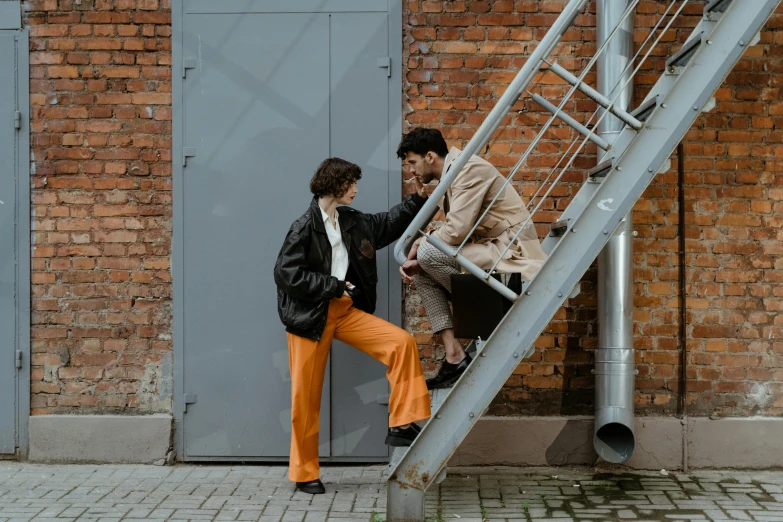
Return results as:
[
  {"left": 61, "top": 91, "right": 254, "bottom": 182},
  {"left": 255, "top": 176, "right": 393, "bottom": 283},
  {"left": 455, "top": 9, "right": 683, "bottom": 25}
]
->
[
  {"left": 23, "top": 0, "right": 782, "bottom": 418},
  {"left": 25, "top": 0, "right": 172, "bottom": 414},
  {"left": 402, "top": 0, "right": 783, "bottom": 417}
]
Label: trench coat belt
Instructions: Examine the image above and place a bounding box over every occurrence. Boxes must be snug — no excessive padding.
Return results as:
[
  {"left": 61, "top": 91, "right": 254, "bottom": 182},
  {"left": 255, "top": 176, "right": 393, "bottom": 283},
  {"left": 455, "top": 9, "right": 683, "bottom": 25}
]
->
[{"left": 477, "top": 211, "right": 528, "bottom": 239}]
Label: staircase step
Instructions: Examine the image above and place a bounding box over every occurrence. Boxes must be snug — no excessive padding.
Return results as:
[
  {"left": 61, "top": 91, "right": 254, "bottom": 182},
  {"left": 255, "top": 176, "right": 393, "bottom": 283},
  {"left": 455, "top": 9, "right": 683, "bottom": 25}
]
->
[
  {"left": 548, "top": 62, "right": 643, "bottom": 131},
  {"left": 549, "top": 218, "right": 570, "bottom": 237},
  {"left": 706, "top": 0, "right": 733, "bottom": 16},
  {"left": 530, "top": 93, "right": 610, "bottom": 150},
  {"left": 667, "top": 31, "right": 704, "bottom": 71},
  {"left": 588, "top": 158, "right": 614, "bottom": 181},
  {"left": 630, "top": 95, "right": 660, "bottom": 123}
]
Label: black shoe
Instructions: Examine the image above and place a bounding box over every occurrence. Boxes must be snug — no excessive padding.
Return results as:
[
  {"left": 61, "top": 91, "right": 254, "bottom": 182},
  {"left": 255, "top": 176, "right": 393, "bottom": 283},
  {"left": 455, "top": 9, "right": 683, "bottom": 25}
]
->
[
  {"left": 295, "top": 479, "right": 325, "bottom": 495},
  {"left": 426, "top": 354, "right": 472, "bottom": 390},
  {"left": 386, "top": 424, "right": 420, "bottom": 447}
]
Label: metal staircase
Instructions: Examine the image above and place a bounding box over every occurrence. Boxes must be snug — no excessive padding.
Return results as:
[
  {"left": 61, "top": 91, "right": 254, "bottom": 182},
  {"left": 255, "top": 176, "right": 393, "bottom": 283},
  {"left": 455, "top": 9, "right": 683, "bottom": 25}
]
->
[{"left": 387, "top": 0, "right": 782, "bottom": 519}]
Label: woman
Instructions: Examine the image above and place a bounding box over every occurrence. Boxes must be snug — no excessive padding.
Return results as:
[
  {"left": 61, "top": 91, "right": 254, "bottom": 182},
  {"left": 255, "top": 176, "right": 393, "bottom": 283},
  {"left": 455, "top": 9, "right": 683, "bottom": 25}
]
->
[{"left": 274, "top": 157, "right": 431, "bottom": 495}]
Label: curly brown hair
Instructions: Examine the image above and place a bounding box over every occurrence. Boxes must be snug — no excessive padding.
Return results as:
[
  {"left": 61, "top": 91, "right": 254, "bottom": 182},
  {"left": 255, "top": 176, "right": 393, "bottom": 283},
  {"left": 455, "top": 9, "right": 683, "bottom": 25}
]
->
[{"left": 309, "top": 157, "right": 362, "bottom": 198}]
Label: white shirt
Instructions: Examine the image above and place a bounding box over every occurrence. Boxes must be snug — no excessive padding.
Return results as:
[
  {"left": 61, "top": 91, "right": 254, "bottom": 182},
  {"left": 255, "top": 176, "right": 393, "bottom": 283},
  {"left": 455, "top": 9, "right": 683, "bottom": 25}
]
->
[{"left": 320, "top": 207, "right": 349, "bottom": 280}]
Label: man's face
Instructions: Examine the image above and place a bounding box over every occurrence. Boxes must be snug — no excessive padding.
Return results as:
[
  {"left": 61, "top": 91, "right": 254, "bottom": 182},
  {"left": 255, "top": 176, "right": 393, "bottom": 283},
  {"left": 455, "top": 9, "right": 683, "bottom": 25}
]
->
[{"left": 403, "top": 152, "right": 437, "bottom": 184}]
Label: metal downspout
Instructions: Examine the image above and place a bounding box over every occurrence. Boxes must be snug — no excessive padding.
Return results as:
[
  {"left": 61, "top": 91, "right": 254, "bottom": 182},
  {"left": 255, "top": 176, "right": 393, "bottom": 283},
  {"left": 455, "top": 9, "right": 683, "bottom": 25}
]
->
[
  {"left": 678, "top": 142, "right": 689, "bottom": 472},
  {"left": 594, "top": 0, "right": 636, "bottom": 463}
]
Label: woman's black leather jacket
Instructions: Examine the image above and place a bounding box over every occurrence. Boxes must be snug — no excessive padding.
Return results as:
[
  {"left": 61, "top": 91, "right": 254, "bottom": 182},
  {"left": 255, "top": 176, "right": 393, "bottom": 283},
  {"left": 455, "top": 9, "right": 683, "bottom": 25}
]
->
[{"left": 274, "top": 194, "right": 426, "bottom": 340}]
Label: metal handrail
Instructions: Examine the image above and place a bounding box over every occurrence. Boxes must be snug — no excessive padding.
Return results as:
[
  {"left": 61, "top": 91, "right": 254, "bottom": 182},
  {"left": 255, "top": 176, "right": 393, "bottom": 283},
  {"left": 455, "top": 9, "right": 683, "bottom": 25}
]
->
[
  {"left": 392, "top": 0, "right": 591, "bottom": 267},
  {"left": 525, "top": 0, "right": 680, "bottom": 211},
  {"left": 453, "top": 0, "right": 639, "bottom": 257},
  {"left": 490, "top": 0, "right": 691, "bottom": 273}
]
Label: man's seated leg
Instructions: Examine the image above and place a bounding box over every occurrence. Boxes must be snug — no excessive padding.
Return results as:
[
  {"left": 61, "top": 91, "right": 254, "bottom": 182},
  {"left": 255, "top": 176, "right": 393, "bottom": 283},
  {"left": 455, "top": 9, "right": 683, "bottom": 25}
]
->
[{"left": 415, "top": 241, "right": 473, "bottom": 389}]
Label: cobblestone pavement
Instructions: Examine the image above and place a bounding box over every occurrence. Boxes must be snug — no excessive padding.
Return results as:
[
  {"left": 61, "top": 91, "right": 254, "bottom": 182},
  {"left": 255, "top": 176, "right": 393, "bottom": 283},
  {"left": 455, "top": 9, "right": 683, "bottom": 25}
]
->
[{"left": 2, "top": 463, "right": 783, "bottom": 522}]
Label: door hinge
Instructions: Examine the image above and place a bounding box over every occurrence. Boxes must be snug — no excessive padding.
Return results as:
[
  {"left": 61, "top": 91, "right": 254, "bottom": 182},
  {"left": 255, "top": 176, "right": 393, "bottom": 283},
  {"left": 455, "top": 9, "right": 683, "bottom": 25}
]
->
[
  {"left": 183, "top": 393, "right": 197, "bottom": 413},
  {"left": 15, "top": 351, "right": 22, "bottom": 369},
  {"left": 183, "top": 58, "right": 197, "bottom": 78},
  {"left": 183, "top": 147, "right": 197, "bottom": 167},
  {"left": 377, "top": 57, "right": 391, "bottom": 77},
  {"left": 14, "top": 111, "right": 21, "bottom": 130}
]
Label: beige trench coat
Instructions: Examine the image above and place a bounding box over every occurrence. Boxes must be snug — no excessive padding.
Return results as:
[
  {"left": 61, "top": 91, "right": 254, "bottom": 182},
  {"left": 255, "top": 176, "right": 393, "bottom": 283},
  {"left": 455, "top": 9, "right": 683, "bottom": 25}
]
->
[{"left": 431, "top": 147, "right": 547, "bottom": 280}]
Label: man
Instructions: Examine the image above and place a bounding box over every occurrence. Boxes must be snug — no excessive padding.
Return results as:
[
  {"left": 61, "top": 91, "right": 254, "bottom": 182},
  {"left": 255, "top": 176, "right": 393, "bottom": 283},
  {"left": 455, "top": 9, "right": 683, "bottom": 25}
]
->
[{"left": 397, "top": 128, "right": 547, "bottom": 389}]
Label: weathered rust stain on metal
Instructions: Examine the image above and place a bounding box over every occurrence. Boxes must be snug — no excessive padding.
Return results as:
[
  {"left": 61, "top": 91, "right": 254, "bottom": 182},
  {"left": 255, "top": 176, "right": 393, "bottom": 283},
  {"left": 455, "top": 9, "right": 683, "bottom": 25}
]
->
[{"left": 402, "top": 460, "right": 427, "bottom": 490}]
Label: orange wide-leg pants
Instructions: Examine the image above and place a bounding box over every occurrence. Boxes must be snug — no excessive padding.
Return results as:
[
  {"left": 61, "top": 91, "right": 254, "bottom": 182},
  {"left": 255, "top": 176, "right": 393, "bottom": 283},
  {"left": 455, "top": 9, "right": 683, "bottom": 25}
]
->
[{"left": 287, "top": 296, "right": 431, "bottom": 483}]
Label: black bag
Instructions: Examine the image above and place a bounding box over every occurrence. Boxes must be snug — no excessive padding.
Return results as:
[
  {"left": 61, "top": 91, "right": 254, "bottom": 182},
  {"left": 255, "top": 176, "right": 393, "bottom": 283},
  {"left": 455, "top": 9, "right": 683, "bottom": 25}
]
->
[{"left": 451, "top": 272, "right": 522, "bottom": 340}]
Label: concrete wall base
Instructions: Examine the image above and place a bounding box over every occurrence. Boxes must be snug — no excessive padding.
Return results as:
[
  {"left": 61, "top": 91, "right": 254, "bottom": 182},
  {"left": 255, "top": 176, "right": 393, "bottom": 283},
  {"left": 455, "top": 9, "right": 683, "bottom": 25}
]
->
[
  {"left": 450, "top": 416, "right": 783, "bottom": 470},
  {"left": 25, "top": 414, "right": 783, "bottom": 468},
  {"left": 28, "top": 414, "right": 172, "bottom": 464}
]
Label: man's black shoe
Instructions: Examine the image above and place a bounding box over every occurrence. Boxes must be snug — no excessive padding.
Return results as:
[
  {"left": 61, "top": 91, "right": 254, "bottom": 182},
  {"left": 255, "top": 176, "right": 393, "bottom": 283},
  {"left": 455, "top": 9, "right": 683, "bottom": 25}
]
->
[
  {"left": 426, "top": 354, "right": 472, "bottom": 390},
  {"left": 295, "top": 479, "right": 325, "bottom": 495},
  {"left": 386, "top": 424, "right": 420, "bottom": 447}
]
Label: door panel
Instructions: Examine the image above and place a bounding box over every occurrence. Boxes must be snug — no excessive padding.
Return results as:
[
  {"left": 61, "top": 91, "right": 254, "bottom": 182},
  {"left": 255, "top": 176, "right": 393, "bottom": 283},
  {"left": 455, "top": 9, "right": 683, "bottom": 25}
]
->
[
  {"left": 328, "top": 12, "right": 391, "bottom": 458},
  {"left": 182, "top": 13, "right": 332, "bottom": 458},
  {"left": 0, "top": 32, "right": 17, "bottom": 454}
]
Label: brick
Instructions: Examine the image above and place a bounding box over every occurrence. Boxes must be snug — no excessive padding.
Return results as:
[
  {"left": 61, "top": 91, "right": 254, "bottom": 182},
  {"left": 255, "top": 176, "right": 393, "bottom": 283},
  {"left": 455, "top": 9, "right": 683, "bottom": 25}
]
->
[
  {"left": 477, "top": 14, "right": 526, "bottom": 25},
  {"left": 71, "top": 353, "right": 117, "bottom": 367},
  {"left": 77, "top": 38, "right": 123, "bottom": 50},
  {"left": 428, "top": 41, "right": 476, "bottom": 55},
  {"left": 48, "top": 65, "right": 80, "bottom": 78},
  {"left": 99, "top": 66, "right": 141, "bottom": 78},
  {"left": 479, "top": 42, "right": 526, "bottom": 54},
  {"left": 132, "top": 12, "right": 170, "bottom": 24},
  {"left": 131, "top": 92, "right": 171, "bottom": 105}
]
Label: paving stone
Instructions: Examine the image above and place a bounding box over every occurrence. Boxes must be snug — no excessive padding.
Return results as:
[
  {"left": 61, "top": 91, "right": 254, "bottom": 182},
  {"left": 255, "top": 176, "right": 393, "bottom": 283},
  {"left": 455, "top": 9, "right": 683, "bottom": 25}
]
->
[{"left": 3, "top": 465, "right": 783, "bottom": 521}]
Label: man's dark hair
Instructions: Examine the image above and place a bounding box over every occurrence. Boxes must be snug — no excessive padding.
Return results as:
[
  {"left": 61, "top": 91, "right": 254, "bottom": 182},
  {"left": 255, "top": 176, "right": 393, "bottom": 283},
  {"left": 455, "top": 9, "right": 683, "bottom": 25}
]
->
[
  {"left": 310, "top": 157, "right": 362, "bottom": 198},
  {"left": 396, "top": 128, "right": 448, "bottom": 159}
]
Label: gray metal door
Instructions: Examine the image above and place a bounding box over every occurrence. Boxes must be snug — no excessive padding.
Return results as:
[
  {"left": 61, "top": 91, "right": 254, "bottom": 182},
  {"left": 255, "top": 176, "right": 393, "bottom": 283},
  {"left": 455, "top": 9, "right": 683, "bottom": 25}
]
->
[
  {"left": 178, "top": 4, "right": 395, "bottom": 460},
  {"left": 0, "top": 31, "right": 17, "bottom": 455}
]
